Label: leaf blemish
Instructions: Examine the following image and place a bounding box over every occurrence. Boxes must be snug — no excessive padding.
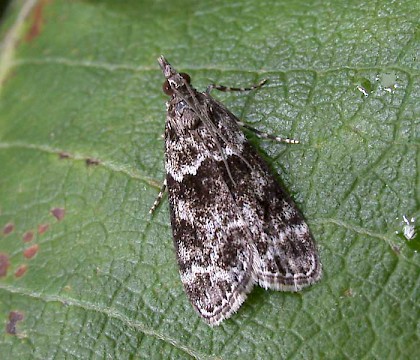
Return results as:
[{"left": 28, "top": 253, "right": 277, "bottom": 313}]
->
[
  {"left": 0, "top": 253, "right": 10, "bottom": 277},
  {"left": 392, "top": 245, "right": 401, "bottom": 255},
  {"left": 86, "top": 158, "right": 100, "bottom": 166},
  {"left": 51, "top": 207, "right": 65, "bottom": 221},
  {"left": 38, "top": 223, "right": 49, "bottom": 235},
  {"left": 3, "top": 223, "right": 14, "bottom": 235},
  {"left": 58, "top": 152, "right": 71, "bottom": 159},
  {"left": 343, "top": 288, "right": 354, "bottom": 297},
  {"left": 22, "top": 231, "right": 34, "bottom": 243},
  {"left": 6, "top": 311, "right": 24, "bottom": 335},
  {"left": 23, "top": 244, "right": 39, "bottom": 259},
  {"left": 15, "top": 264, "right": 28, "bottom": 278},
  {"left": 25, "top": 0, "right": 48, "bottom": 42}
]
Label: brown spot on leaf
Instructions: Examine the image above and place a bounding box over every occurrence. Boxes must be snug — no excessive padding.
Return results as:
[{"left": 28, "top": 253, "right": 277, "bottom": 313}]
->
[
  {"left": 38, "top": 223, "right": 49, "bottom": 235},
  {"left": 22, "top": 231, "right": 34, "bottom": 243},
  {"left": 25, "top": 0, "right": 49, "bottom": 42},
  {"left": 0, "top": 253, "right": 10, "bottom": 277},
  {"left": 343, "top": 288, "right": 354, "bottom": 297},
  {"left": 15, "top": 264, "right": 28, "bottom": 278},
  {"left": 6, "top": 311, "right": 24, "bottom": 335},
  {"left": 59, "top": 152, "right": 71, "bottom": 159},
  {"left": 3, "top": 223, "right": 14, "bottom": 235},
  {"left": 86, "top": 158, "right": 100, "bottom": 166},
  {"left": 23, "top": 244, "right": 39, "bottom": 259},
  {"left": 392, "top": 245, "right": 401, "bottom": 255},
  {"left": 51, "top": 207, "right": 65, "bottom": 221}
]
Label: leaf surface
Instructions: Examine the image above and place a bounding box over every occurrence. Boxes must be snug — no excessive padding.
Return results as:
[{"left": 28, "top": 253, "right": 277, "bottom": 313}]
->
[{"left": 0, "top": 0, "right": 418, "bottom": 358}]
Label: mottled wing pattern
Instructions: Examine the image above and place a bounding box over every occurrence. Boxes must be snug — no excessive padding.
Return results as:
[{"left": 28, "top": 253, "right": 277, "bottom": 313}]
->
[
  {"left": 210, "top": 102, "right": 322, "bottom": 291},
  {"left": 165, "top": 97, "right": 256, "bottom": 325},
  {"left": 239, "top": 146, "right": 321, "bottom": 291},
  {"left": 159, "top": 55, "right": 321, "bottom": 325}
]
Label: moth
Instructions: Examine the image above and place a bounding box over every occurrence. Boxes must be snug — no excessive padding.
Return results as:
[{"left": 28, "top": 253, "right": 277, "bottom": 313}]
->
[{"left": 151, "top": 56, "right": 321, "bottom": 326}]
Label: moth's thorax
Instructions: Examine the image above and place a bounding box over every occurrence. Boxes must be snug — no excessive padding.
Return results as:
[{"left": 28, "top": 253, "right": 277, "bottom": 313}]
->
[{"left": 165, "top": 92, "right": 203, "bottom": 134}]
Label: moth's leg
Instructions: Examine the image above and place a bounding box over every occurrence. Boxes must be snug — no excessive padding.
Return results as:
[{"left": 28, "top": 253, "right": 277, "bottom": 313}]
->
[
  {"left": 236, "top": 121, "right": 300, "bottom": 144},
  {"left": 149, "top": 179, "right": 167, "bottom": 214},
  {"left": 207, "top": 78, "right": 299, "bottom": 144},
  {"left": 206, "top": 79, "right": 267, "bottom": 94}
]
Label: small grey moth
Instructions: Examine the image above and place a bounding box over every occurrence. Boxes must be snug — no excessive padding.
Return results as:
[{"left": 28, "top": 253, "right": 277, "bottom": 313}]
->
[{"left": 151, "top": 56, "right": 322, "bottom": 326}]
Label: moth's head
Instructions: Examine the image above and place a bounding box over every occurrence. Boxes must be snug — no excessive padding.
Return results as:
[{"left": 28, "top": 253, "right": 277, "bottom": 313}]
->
[{"left": 158, "top": 55, "right": 191, "bottom": 96}]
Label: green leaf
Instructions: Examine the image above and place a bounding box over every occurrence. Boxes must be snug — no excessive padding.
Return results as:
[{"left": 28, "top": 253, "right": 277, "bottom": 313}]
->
[{"left": 0, "top": 0, "right": 418, "bottom": 358}]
